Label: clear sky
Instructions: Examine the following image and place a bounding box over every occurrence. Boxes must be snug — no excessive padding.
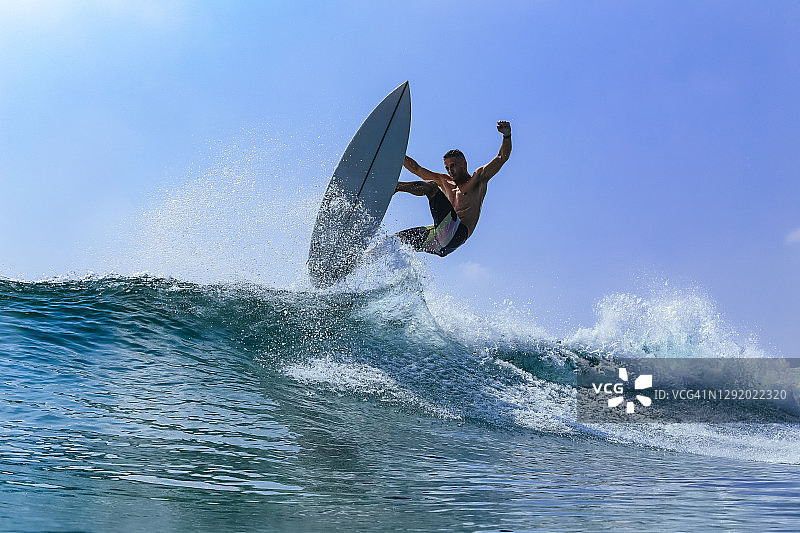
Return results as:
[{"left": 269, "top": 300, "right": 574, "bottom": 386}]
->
[{"left": 1, "top": 1, "right": 798, "bottom": 355}]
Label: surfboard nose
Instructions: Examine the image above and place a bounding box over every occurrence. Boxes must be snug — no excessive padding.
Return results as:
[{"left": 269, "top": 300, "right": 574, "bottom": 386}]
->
[{"left": 391, "top": 81, "right": 410, "bottom": 97}]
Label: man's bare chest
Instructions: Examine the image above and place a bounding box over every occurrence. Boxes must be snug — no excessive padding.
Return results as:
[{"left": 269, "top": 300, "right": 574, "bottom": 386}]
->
[{"left": 444, "top": 177, "right": 484, "bottom": 206}]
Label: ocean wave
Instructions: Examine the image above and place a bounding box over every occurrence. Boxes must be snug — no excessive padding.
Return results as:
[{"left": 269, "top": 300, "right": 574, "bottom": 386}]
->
[{"left": 2, "top": 274, "right": 798, "bottom": 464}]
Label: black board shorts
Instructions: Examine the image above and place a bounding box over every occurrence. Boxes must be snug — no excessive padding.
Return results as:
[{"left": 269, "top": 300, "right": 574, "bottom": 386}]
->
[{"left": 396, "top": 190, "right": 469, "bottom": 257}]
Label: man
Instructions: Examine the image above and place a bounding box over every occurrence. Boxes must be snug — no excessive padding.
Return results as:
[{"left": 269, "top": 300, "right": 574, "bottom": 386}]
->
[{"left": 394, "top": 120, "right": 512, "bottom": 257}]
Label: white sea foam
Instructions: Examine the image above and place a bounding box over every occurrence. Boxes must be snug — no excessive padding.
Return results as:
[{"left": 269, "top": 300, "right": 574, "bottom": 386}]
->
[
  {"left": 567, "top": 284, "right": 766, "bottom": 359},
  {"left": 283, "top": 356, "right": 462, "bottom": 421},
  {"left": 406, "top": 279, "right": 798, "bottom": 464}
]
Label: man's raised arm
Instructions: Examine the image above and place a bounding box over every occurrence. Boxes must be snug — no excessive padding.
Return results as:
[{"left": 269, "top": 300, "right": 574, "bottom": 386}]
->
[{"left": 477, "top": 121, "right": 512, "bottom": 182}]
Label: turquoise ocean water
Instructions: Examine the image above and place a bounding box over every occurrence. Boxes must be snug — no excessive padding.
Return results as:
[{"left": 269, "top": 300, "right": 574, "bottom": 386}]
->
[{"left": 2, "top": 272, "right": 800, "bottom": 532}]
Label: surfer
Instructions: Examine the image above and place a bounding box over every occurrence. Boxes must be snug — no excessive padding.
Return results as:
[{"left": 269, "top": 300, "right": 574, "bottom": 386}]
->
[{"left": 393, "top": 120, "right": 512, "bottom": 256}]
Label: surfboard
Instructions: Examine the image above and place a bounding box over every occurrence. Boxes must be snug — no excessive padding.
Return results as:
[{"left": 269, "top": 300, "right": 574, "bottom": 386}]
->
[{"left": 307, "top": 82, "right": 411, "bottom": 287}]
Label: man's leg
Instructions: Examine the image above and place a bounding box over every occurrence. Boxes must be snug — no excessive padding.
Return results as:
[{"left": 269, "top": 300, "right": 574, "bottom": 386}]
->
[
  {"left": 395, "top": 188, "right": 457, "bottom": 253},
  {"left": 394, "top": 226, "right": 430, "bottom": 251},
  {"left": 393, "top": 181, "right": 440, "bottom": 251},
  {"left": 426, "top": 189, "right": 456, "bottom": 227}
]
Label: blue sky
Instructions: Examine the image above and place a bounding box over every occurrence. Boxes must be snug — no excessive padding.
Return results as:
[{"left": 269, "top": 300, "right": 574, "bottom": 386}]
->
[{"left": 1, "top": 1, "right": 798, "bottom": 355}]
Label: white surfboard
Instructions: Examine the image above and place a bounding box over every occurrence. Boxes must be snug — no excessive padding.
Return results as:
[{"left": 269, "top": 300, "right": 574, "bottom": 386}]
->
[{"left": 307, "top": 82, "right": 411, "bottom": 287}]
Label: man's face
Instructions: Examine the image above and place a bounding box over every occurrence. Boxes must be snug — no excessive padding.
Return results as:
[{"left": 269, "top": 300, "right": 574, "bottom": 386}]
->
[{"left": 444, "top": 156, "right": 468, "bottom": 180}]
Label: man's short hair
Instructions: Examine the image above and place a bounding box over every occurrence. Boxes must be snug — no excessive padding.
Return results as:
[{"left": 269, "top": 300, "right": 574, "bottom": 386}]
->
[{"left": 443, "top": 149, "right": 465, "bottom": 160}]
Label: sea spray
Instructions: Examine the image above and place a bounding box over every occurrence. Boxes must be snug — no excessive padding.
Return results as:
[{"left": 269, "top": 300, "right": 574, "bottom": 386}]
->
[
  {"left": 94, "top": 126, "right": 341, "bottom": 287},
  {"left": 568, "top": 282, "right": 766, "bottom": 359}
]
